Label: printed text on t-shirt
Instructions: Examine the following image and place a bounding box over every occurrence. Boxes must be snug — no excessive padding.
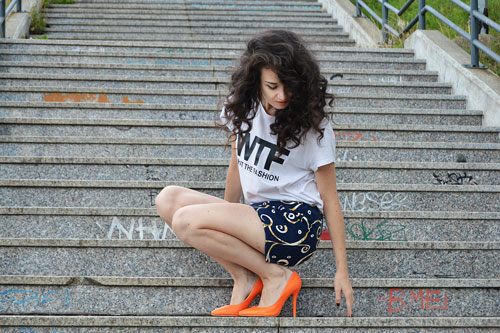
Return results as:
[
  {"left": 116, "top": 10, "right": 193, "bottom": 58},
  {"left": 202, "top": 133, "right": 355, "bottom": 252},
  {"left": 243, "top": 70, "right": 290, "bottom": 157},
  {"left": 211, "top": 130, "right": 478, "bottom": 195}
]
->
[{"left": 237, "top": 133, "right": 290, "bottom": 171}]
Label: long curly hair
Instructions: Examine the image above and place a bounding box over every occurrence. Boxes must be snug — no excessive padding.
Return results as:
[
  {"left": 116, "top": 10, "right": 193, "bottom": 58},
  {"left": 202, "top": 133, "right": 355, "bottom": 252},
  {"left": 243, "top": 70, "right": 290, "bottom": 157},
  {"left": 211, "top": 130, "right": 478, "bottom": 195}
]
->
[{"left": 222, "top": 30, "right": 333, "bottom": 154}]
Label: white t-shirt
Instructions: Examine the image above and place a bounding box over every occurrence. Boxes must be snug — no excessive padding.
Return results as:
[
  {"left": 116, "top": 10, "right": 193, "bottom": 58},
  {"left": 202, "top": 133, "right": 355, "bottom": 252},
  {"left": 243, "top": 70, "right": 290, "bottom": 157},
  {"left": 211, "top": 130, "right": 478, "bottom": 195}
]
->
[{"left": 220, "top": 101, "right": 336, "bottom": 212}]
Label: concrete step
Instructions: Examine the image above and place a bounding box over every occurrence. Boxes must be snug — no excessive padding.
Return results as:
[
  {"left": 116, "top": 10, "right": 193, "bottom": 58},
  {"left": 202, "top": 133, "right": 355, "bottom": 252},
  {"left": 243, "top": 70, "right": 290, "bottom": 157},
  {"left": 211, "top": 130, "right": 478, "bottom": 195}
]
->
[
  {"left": 1, "top": 207, "right": 499, "bottom": 242},
  {"left": 73, "top": 0, "right": 321, "bottom": 3},
  {"left": 2, "top": 137, "right": 499, "bottom": 163},
  {"left": 0, "top": 75, "right": 453, "bottom": 95},
  {"left": 2, "top": 315, "right": 500, "bottom": 332},
  {"left": 46, "top": 2, "right": 323, "bottom": 11},
  {"left": 0, "top": 87, "right": 465, "bottom": 108},
  {"left": 41, "top": 33, "right": 356, "bottom": 45},
  {"left": 45, "top": 23, "right": 346, "bottom": 36},
  {"left": 45, "top": 19, "right": 340, "bottom": 30},
  {"left": 0, "top": 39, "right": 414, "bottom": 58},
  {"left": 44, "top": 8, "right": 331, "bottom": 18},
  {"left": 1, "top": 238, "right": 499, "bottom": 278},
  {"left": 1, "top": 179, "right": 499, "bottom": 212},
  {"left": 0, "top": 40, "right": 416, "bottom": 59},
  {"left": 2, "top": 157, "right": 496, "bottom": 185},
  {"left": 2, "top": 118, "right": 496, "bottom": 142},
  {"left": 43, "top": 13, "right": 336, "bottom": 24},
  {"left": 0, "top": 103, "right": 481, "bottom": 126},
  {"left": 0, "top": 61, "right": 432, "bottom": 78},
  {"left": 7, "top": 52, "right": 423, "bottom": 70},
  {"left": 0, "top": 275, "right": 499, "bottom": 317},
  {"left": 3, "top": 316, "right": 500, "bottom": 332},
  {"left": 44, "top": 26, "right": 349, "bottom": 37},
  {"left": 73, "top": 0, "right": 320, "bottom": 4},
  {"left": 330, "top": 107, "right": 482, "bottom": 125},
  {"left": 0, "top": 62, "right": 439, "bottom": 82}
]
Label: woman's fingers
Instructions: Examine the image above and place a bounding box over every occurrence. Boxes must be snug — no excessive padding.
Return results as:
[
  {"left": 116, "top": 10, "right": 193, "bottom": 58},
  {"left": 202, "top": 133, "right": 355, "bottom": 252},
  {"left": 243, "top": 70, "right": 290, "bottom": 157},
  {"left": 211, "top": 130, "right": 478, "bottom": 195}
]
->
[{"left": 334, "top": 277, "right": 354, "bottom": 317}]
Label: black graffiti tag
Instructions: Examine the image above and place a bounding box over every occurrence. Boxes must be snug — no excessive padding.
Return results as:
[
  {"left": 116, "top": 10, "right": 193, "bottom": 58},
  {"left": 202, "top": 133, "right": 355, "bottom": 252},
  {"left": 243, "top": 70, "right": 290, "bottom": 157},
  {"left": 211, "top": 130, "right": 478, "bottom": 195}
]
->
[{"left": 432, "top": 172, "right": 478, "bottom": 185}]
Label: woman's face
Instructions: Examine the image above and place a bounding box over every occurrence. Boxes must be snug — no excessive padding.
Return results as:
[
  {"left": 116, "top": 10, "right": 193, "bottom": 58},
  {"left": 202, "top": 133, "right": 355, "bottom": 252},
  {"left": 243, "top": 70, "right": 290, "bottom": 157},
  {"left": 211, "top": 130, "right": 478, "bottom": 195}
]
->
[{"left": 260, "top": 67, "right": 291, "bottom": 115}]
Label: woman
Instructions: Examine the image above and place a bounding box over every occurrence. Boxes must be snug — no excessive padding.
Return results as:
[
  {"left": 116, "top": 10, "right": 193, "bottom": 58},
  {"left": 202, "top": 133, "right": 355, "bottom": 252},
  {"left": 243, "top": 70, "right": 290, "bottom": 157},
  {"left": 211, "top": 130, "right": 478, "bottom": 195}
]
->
[{"left": 155, "top": 30, "right": 354, "bottom": 318}]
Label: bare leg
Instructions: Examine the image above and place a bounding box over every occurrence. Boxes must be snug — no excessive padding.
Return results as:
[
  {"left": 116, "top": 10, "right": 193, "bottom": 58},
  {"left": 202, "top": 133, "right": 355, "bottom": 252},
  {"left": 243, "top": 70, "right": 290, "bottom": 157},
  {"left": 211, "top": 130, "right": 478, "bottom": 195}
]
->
[
  {"left": 156, "top": 186, "right": 260, "bottom": 304},
  {"left": 171, "top": 201, "right": 293, "bottom": 307},
  {"left": 156, "top": 186, "right": 294, "bottom": 307}
]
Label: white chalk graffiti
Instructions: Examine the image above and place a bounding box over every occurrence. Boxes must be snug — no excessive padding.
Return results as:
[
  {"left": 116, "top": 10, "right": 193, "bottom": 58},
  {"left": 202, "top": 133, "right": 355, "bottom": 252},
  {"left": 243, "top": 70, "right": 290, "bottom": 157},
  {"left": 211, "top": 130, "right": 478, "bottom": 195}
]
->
[
  {"left": 338, "top": 149, "right": 357, "bottom": 162},
  {"left": 95, "top": 217, "right": 175, "bottom": 240},
  {"left": 342, "top": 192, "right": 410, "bottom": 211}
]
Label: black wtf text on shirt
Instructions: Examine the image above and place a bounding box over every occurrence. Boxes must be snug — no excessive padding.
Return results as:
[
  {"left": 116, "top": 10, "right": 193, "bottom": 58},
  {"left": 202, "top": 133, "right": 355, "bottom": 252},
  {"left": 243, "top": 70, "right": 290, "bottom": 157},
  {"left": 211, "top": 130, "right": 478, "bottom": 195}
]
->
[{"left": 237, "top": 133, "right": 290, "bottom": 182}]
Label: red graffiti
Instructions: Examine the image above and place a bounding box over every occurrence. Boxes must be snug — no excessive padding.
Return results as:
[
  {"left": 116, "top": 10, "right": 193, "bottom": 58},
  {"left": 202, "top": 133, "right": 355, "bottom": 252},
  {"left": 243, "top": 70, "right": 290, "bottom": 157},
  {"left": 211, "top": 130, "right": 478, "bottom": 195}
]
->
[
  {"left": 43, "top": 92, "right": 144, "bottom": 104},
  {"left": 334, "top": 131, "right": 376, "bottom": 142},
  {"left": 380, "top": 288, "right": 448, "bottom": 313}
]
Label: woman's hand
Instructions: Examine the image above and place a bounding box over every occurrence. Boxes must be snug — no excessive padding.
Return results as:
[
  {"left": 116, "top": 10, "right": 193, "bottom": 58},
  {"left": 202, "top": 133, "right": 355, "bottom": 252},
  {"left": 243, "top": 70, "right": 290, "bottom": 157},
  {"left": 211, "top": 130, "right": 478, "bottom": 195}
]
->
[{"left": 334, "top": 270, "right": 354, "bottom": 317}]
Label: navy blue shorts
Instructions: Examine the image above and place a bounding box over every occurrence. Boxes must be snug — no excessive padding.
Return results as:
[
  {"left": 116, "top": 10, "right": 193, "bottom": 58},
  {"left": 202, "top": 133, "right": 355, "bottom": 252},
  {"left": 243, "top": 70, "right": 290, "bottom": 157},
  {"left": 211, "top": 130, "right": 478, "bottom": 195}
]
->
[{"left": 250, "top": 200, "right": 323, "bottom": 267}]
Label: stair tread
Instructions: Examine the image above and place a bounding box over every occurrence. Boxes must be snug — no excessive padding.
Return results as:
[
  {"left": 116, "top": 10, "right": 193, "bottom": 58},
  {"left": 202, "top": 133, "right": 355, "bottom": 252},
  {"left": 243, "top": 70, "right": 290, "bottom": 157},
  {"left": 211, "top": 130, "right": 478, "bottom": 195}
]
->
[
  {"left": 1, "top": 237, "right": 499, "bottom": 249},
  {"left": 2, "top": 275, "right": 500, "bottom": 288},
  {"left": 1, "top": 315, "right": 499, "bottom": 327}
]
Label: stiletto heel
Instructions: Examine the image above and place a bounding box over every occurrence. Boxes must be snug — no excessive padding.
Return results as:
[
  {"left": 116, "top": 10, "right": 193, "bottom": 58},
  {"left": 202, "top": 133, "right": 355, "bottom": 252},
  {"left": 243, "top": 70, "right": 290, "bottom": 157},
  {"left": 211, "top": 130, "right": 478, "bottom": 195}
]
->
[
  {"left": 292, "top": 289, "right": 299, "bottom": 317},
  {"left": 238, "top": 271, "right": 302, "bottom": 317},
  {"left": 211, "top": 278, "right": 263, "bottom": 316}
]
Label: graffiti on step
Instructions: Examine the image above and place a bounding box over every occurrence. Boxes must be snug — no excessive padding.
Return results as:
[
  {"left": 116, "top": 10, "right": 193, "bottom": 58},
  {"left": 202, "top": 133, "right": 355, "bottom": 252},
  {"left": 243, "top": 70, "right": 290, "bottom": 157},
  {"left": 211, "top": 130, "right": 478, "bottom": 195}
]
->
[
  {"left": 43, "top": 92, "right": 144, "bottom": 104},
  {"left": 432, "top": 171, "right": 478, "bottom": 185},
  {"left": 0, "top": 289, "right": 70, "bottom": 312},
  {"left": 379, "top": 288, "right": 448, "bottom": 313},
  {"left": 146, "top": 168, "right": 168, "bottom": 181},
  {"left": 335, "top": 131, "right": 376, "bottom": 142},
  {"left": 95, "top": 216, "right": 174, "bottom": 241},
  {"left": 149, "top": 190, "right": 161, "bottom": 206},
  {"left": 342, "top": 192, "right": 410, "bottom": 211},
  {"left": 347, "top": 220, "right": 407, "bottom": 241},
  {"left": 337, "top": 149, "right": 361, "bottom": 162},
  {"left": 16, "top": 328, "right": 65, "bottom": 333}
]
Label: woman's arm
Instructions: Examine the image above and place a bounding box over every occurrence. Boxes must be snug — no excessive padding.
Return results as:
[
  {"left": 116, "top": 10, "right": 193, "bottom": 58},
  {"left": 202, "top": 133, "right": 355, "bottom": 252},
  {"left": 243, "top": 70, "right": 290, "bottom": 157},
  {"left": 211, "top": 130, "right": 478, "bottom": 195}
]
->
[
  {"left": 315, "top": 162, "right": 354, "bottom": 317},
  {"left": 224, "top": 135, "right": 243, "bottom": 203}
]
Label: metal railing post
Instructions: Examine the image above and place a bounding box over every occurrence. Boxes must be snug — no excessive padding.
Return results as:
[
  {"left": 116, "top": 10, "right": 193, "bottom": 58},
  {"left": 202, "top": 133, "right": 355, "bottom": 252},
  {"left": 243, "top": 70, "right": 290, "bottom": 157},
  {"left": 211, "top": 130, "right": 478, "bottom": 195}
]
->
[
  {"left": 1, "top": 0, "right": 5, "bottom": 38},
  {"left": 355, "top": 1, "right": 362, "bottom": 18},
  {"left": 418, "top": 0, "right": 426, "bottom": 30},
  {"left": 470, "top": 0, "right": 480, "bottom": 67},
  {"left": 479, "top": 0, "right": 488, "bottom": 34},
  {"left": 382, "top": 0, "right": 388, "bottom": 43}
]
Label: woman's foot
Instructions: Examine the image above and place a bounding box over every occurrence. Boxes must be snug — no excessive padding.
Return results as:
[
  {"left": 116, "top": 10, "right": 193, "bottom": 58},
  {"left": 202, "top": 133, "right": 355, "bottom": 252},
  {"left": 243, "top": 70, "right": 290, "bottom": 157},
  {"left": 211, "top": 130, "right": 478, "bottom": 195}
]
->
[
  {"left": 229, "top": 272, "right": 260, "bottom": 305},
  {"left": 258, "top": 266, "right": 293, "bottom": 307}
]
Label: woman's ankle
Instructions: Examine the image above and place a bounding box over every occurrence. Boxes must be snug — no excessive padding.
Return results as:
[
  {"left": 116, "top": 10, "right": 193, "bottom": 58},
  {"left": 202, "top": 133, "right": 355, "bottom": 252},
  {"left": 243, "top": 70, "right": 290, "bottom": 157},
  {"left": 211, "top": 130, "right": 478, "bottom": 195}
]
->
[{"left": 261, "top": 265, "right": 291, "bottom": 283}]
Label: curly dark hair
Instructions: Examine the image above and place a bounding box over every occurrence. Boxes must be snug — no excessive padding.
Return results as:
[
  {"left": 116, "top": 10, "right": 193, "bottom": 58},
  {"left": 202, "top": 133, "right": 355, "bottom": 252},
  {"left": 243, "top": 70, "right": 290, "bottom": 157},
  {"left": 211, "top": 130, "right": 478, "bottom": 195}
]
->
[{"left": 222, "top": 30, "right": 333, "bottom": 154}]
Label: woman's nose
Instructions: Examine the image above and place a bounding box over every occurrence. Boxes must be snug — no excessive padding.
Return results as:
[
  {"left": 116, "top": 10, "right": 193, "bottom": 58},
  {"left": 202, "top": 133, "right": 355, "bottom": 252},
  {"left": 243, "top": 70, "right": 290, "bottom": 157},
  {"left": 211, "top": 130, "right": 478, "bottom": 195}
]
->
[{"left": 277, "top": 89, "right": 285, "bottom": 100}]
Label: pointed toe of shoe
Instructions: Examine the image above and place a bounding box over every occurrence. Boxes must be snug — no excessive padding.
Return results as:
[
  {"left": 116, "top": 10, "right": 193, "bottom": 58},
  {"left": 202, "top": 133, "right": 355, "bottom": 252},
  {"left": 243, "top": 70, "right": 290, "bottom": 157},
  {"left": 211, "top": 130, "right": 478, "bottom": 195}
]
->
[{"left": 211, "top": 304, "right": 244, "bottom": 316}]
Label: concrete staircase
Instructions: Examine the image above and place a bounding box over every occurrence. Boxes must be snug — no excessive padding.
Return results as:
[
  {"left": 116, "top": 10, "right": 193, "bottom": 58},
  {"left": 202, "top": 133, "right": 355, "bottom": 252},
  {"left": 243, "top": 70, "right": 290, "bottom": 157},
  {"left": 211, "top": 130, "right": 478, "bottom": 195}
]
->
[{"left": 1, "top": 0, "right": 500, "bottom": 331}]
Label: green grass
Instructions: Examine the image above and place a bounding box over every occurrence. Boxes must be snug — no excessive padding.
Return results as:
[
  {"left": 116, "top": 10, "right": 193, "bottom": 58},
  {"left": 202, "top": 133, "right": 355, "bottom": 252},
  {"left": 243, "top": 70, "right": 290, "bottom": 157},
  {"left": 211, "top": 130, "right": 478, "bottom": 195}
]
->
[
  {"left": 29, "top": 5, "right": 47, "bottom": 35},
  {"left": 29, "top": 0, "right": 75, "bottom": 37},
  {"left": 350, "top": 0, "right": 500, "bottom": 76},
  {"left": 50, "top": 0, "right": 75, "bottom": 4}
]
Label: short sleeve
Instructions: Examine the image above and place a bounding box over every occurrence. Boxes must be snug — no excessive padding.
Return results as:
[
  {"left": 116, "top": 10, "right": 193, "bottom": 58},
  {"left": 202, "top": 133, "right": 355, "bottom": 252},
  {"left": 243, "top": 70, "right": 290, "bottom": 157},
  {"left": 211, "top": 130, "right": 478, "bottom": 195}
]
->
[
  {"left": 219, "top": 106, "right": 234, "bottom": 131},
  {"left": 304, "top": 118, "right": 336, "bottom": 172}
]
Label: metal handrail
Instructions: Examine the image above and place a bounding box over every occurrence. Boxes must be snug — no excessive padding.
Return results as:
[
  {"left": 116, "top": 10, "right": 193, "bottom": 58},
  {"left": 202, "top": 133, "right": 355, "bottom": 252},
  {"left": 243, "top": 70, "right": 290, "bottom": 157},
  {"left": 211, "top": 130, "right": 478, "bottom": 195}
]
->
[
  {"left": 354, "top": 0, "right": 500, "bottom": 69},
  {"left": 1, "top": 0, "right": 23, "bottom": 38}
]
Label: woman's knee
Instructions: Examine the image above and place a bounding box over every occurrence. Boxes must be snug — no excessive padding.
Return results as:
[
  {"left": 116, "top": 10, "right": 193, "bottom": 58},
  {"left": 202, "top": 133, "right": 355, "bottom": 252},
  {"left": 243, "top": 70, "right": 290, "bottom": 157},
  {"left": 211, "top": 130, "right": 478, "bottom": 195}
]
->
[
  {"left": 155, "top": 185, "right": 185, "bottom": 223},
  {"left": 171, "top": 205, "right": 197, "bottom": 242}
]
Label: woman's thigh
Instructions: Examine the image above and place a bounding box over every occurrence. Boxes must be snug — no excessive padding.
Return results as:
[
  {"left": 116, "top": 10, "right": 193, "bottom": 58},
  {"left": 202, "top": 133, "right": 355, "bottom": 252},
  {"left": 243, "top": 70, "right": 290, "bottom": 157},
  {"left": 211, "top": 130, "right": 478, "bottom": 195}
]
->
[
  {"left": 172, "top": 202, "right": 266, "bottom": 254},
  {"left": 156, "top": 185, "right": 227, "bottom": 223}
]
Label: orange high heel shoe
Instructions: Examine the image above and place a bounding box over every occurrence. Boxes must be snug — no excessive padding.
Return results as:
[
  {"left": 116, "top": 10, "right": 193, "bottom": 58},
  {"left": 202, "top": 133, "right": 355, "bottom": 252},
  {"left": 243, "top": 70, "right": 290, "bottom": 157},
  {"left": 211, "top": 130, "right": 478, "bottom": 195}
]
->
[
  {"left": 238, "top": 271, "right": 302, "bottom": 317},
  {"left": 211, "top": 278, "right": 263, "bottom": 316}
]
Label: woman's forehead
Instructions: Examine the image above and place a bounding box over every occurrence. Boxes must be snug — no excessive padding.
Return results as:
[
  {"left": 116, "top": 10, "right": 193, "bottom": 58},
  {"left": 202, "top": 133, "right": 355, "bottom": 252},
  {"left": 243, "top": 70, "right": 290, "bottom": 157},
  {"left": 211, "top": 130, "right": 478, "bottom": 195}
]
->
[{"left": 261, "top": 68, "right": 281, "bottom": 83}]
